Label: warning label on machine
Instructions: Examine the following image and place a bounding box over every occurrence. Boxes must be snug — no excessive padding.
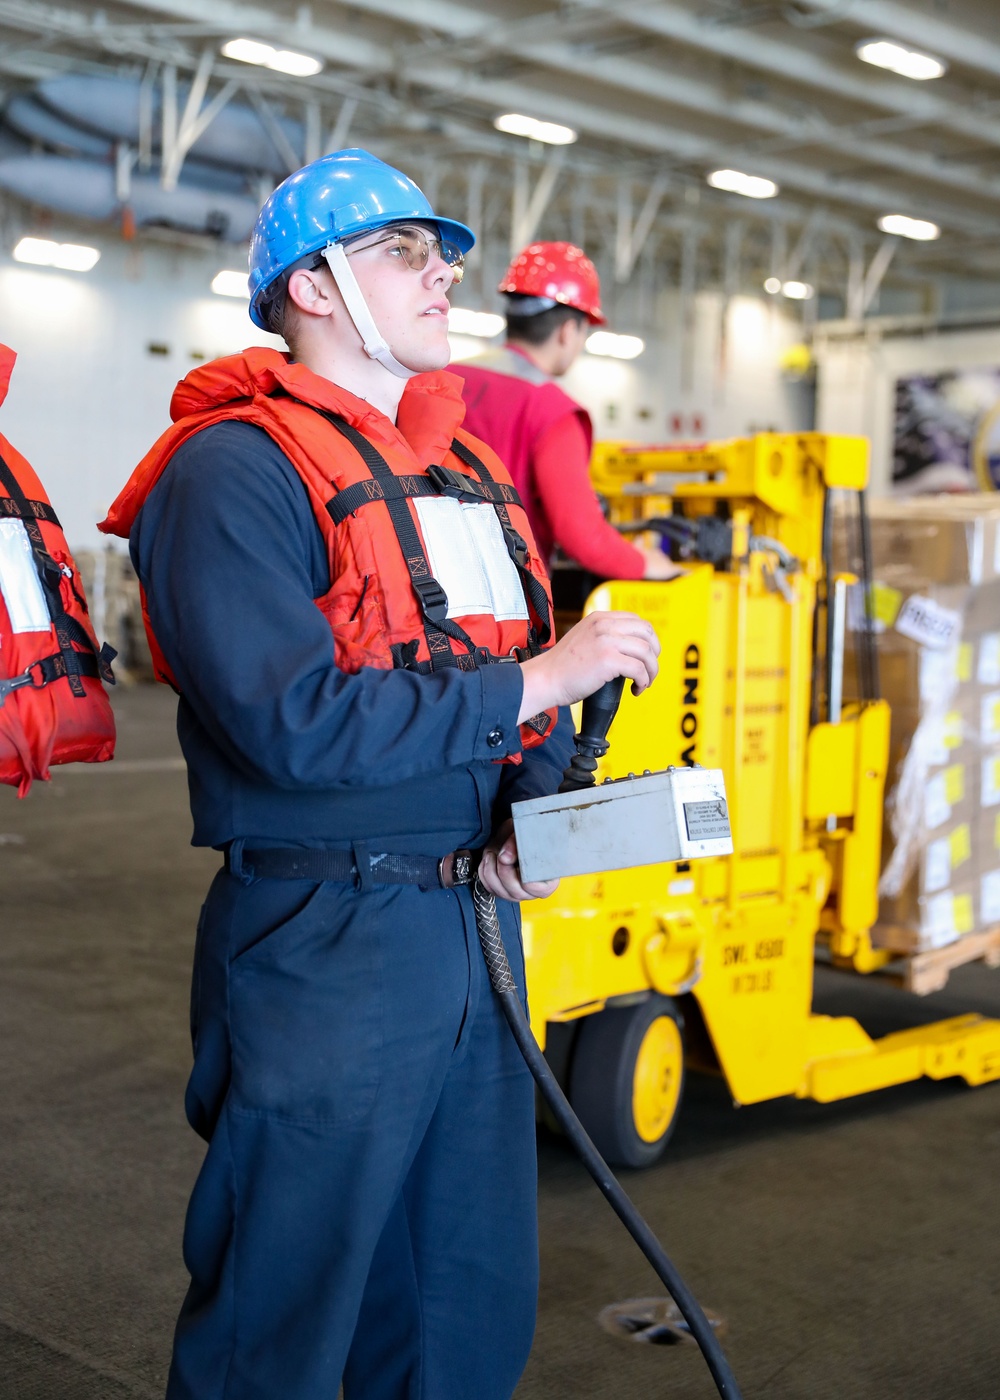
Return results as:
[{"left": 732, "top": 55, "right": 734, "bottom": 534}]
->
[{"left": 683, "top": 799, "right": 731, "bottom": 841}]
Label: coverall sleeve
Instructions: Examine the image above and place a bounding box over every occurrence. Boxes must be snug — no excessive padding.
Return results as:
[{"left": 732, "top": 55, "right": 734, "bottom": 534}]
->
[
  {"left": 492, "top": 704, "right": 575, "bottom": 828},
  {"left": 130, "top": 422, "right": 525, "bottom": 791},
  {"left": 532, "top": 414, "right": 646, "bottom": 579}
]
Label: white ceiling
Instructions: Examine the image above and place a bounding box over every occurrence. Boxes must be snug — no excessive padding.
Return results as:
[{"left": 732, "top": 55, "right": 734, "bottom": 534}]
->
[{"left": 3, "top": 0, "right": 1000, "bottom": 323}]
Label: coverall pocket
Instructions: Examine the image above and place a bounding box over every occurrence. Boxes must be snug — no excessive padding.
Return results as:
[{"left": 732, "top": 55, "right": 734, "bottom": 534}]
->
[{"left": 228, "top": 882, "right": 384, "bottom": 1127}]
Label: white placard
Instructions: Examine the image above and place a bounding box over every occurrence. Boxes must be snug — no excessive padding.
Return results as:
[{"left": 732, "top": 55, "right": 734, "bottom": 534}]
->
[
  {"left": 924, "top": 772, "right": 951, "bottom": 830},
  {"left": 413, "top": 496, "right": 529, "bottom": 622},
  {"left": 926, "top": 723, "right": 949, "bottom": 768},
  {"left": 924, "top": 837, "right": 951, "bottom": 894},
  {"left": 921, "top": 891, "right": 959, "bottom": 948},
  {"left": 982, "top": 756, "right": 1000, "bottom": 808},
  {"left": 982, "top": 870, "right": 1000, "bottom": 925},
  {"left": 0, "top": 519, "right": 50, "bottom": 633},
  {"left": 918, "top": 646, "right": 958, "bottom": 704},
  {"left": 924, "top": 713, "right": 962, "bottom": 766},
  {"left": 978, "top": 633, "right": 1000, "bottom": 686},
  {"left": 895, "top": 594, "right": 961, "bottom": 651},
  {"left": 982, "top": 692, "right": 1000, "bottom": 746}
]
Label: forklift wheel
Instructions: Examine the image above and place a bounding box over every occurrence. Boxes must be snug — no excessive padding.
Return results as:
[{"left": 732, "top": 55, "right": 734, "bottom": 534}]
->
[{"left": 568, "top": 995, "right": 685, "bottom": 1169}]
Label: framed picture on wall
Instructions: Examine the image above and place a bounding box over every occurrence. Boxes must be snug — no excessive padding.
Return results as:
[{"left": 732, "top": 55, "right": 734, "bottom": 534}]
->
[{"left": 894, "top": 368, "right": 1000, "bottom": 494}]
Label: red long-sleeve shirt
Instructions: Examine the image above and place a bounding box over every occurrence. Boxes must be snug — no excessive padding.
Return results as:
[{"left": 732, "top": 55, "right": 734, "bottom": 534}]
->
[
  {"left": 530, "top": 412, "right": 644, "bottom": 578},
  {"left": 454, "top": 350, "right": 645, "bottom": 579}
]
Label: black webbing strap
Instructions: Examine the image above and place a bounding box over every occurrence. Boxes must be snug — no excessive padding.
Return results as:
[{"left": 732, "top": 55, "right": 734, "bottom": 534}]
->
[
  {"left": 0, "top": 452, "right": 112, "bottom": 698},
  {"left": 308, "top": 407, "right": 480, "bottom": 671},
  {"left": 328, "top": 469, "right": 524, "bottom": 526},
  {"left": 0, "top": 496, "right": 60, "bottom": 526},
  {"left": 389, "top": 638, "right": 526, "bottom": 676},
  {"left": 448, "top": 437, "right": 553, "bottom": 648},
  {"left": 0, "top": 645, "right": 108, "bottom": 707}
]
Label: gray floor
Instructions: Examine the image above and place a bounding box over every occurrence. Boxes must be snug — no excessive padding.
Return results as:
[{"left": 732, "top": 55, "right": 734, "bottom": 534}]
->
[{"left": 2, "top": 685, "right": 999, "bottom": 1400}]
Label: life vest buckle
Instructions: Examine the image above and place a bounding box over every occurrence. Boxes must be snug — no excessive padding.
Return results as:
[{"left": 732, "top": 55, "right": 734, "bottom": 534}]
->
[
  {"left": 411, "top": 574, "right": 450, "bottom": 624},
  {"left": 426, "top": 463, "right": 485, "bottom": 505},
  {"left": 501, "top": 524, "right": 529, "bottom": 569}
]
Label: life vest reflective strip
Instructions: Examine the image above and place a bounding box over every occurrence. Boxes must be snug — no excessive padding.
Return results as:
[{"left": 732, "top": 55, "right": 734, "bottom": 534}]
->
[
  {"left": 309, "top": 406, "right": 553, "bottom": 708},
  {"left": 0, "top": 430, "right": 116, "bottom": 796}
]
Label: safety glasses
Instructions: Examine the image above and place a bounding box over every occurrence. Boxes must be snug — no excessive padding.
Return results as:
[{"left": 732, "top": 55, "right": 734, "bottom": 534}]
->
[{"left": 344, "top": 224, "right": 465, "bottom": 284}]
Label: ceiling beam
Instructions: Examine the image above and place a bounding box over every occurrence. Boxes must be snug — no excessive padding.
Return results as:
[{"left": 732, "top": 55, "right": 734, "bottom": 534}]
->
[
  {"left": 568, "top": 0, "right": 1000, "bottom": 154},
  {"left": 18, "top": 0, "right": 1000, "bottom": 232},
  {"left": 406, "top": 54, "right": 999, "bottom": 236},
  {"left": 4, "top": 0, "right": 997, "bottom": 287},
  {"left": 510, "top": 148, "right": 564, "bottom": 251},
  {"left": 248, "top": 0, "right": 1000, "bottom": 228},
  {"left": 795, "top": 0, "right": 1000, "bottom": 83}
]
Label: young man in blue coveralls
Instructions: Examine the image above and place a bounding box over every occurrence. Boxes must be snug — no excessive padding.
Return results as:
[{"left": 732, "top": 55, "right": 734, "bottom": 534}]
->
[{"left": 107, "top": 149, "right": 659, "bottom": 1400}]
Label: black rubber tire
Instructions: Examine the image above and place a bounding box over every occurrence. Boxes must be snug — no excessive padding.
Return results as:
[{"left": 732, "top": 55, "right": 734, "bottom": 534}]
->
[{"left": 567, "top": 995, "right": 685, "bottom": 1169}]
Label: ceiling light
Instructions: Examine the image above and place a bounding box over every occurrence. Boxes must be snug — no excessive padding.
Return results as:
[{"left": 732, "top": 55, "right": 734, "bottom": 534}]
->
[
  {"left": 211, "top": 269, "right": 250, "bottom": 298},
  {"left": 856, "top": 38, "right": 946, "bottom": 81},
  {"left": 781, "top": 280, "right": 814, "bottom": 300},
  {"left": 586, "top": 331, "right": 644, "bottom": 360},
  {"left": 877, "top": 213, "right": 940, "bottom": 241},
  {"left": 13, "top": 237, "right": 100, "bottom": 271},
  {"left": 448, "top": 307, "right": 505, "bottom": 338},
  {"left": 493, "top": 113, "right": 577, "bottom": 145},
  {"left": 763, "top": 277, "right": 782, "bottom": 294},
  {"left": 221, "top": 37, "right": 323, "bottom": 77},
  {"left": 707, "top": 169, "right": 778, "bottom": 200}
]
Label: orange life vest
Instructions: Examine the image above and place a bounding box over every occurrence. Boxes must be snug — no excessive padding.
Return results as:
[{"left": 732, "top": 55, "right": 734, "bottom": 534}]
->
[
  {"left": 100, "top": 348, "right": 556, "bottom": 752},
  {"left": 0, "top": 345, "right": 116, "bottom": 796}
]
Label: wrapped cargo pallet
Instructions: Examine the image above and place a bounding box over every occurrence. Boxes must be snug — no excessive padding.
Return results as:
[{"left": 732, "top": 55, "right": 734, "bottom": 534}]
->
[{"left": 839, "top": 495, "right": 1000, "bottom": 955}]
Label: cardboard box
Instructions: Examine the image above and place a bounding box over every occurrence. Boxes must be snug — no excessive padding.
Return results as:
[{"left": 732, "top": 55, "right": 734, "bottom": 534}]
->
[
  {"left": 858, "top": 496, "right": 1000, "bottom": 588},
  {"left": 974, "top": 805, "right": 1000, "bottom": 872},
  {"left": 837, "top": 498, "right": 1000, "bottom": 950},
  {"left": 877, "top": 876, "right": 979, "bottom": 953}
]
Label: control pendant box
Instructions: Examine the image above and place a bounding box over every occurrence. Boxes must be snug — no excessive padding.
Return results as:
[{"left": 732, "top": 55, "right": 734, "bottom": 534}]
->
[{"left": 512, "top": 766, "right": 732, "bottom": 885}]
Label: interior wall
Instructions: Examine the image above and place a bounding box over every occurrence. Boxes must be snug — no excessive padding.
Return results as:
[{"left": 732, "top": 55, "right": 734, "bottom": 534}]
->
[
  {"left": 815, "top": 322, "right": 1000, "bottom": 496},
  {"left": 0, "top": 226, "right": 810, "bottom": 550},
  {"left": 0, "top": 235, "right": 281, "bottom": 551},
  {"left": 457, "top": 289, "right": 813, "bottom": 449}
]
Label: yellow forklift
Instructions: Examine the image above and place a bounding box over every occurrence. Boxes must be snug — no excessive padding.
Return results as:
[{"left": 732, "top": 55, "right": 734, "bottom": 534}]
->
[{"left": 522, "top": 433, "right": 1000, "bottom": 1166}]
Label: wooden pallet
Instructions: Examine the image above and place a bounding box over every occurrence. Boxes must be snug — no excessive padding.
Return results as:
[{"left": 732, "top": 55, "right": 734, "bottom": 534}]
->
[{"left": 880, "top": 924, "right": 1000, "bottom": 996}]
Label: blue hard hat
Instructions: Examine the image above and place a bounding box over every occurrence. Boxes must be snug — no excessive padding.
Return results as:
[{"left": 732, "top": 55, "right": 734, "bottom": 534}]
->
[{"left": 248, "top": 148, "right": 475, "bottom": 330}]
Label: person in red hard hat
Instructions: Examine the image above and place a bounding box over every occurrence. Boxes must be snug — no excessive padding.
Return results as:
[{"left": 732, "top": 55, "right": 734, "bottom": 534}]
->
[{"left": 454, "top": 241, "right": 680, "bottom": 582}]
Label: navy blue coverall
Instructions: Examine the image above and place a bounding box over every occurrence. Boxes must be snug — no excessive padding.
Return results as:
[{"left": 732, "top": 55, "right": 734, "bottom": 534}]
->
[{"left": 130, "top": 419, "right": 573, "bottom": 1400}]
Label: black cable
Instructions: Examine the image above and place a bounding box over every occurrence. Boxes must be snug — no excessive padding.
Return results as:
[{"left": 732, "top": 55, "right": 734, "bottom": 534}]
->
[
  {"left": 845, "top": 491, "right": 869, "bottom": 704},
  {"left": 471, "top": 877, "right": 743, "bottom": 1400},
  {"left": 858, "top": 489, "right": 880, "bottom": 702},
  {"left": 820, "top": 488, "right": 835, "bottom": 722}
]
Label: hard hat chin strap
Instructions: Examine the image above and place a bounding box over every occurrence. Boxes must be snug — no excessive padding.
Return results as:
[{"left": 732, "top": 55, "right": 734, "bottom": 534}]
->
[{"left": 321, "top": 243, "right": 414, "bottom": 380}]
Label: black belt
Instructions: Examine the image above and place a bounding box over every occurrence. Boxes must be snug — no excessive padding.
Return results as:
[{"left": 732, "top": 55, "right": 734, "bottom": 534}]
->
[{"left": 235, "top": 846, "right": 480, "bottom": 889}]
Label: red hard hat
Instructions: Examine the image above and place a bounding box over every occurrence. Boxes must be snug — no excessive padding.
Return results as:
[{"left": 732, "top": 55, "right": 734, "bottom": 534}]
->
[{"left": 499, "top": 241, "right": 605, "bottom": 325}]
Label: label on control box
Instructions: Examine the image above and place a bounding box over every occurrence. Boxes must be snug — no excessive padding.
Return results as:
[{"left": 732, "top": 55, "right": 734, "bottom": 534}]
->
[{"left": 684, "top": 798, "right": 731, "bottom": 841}]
